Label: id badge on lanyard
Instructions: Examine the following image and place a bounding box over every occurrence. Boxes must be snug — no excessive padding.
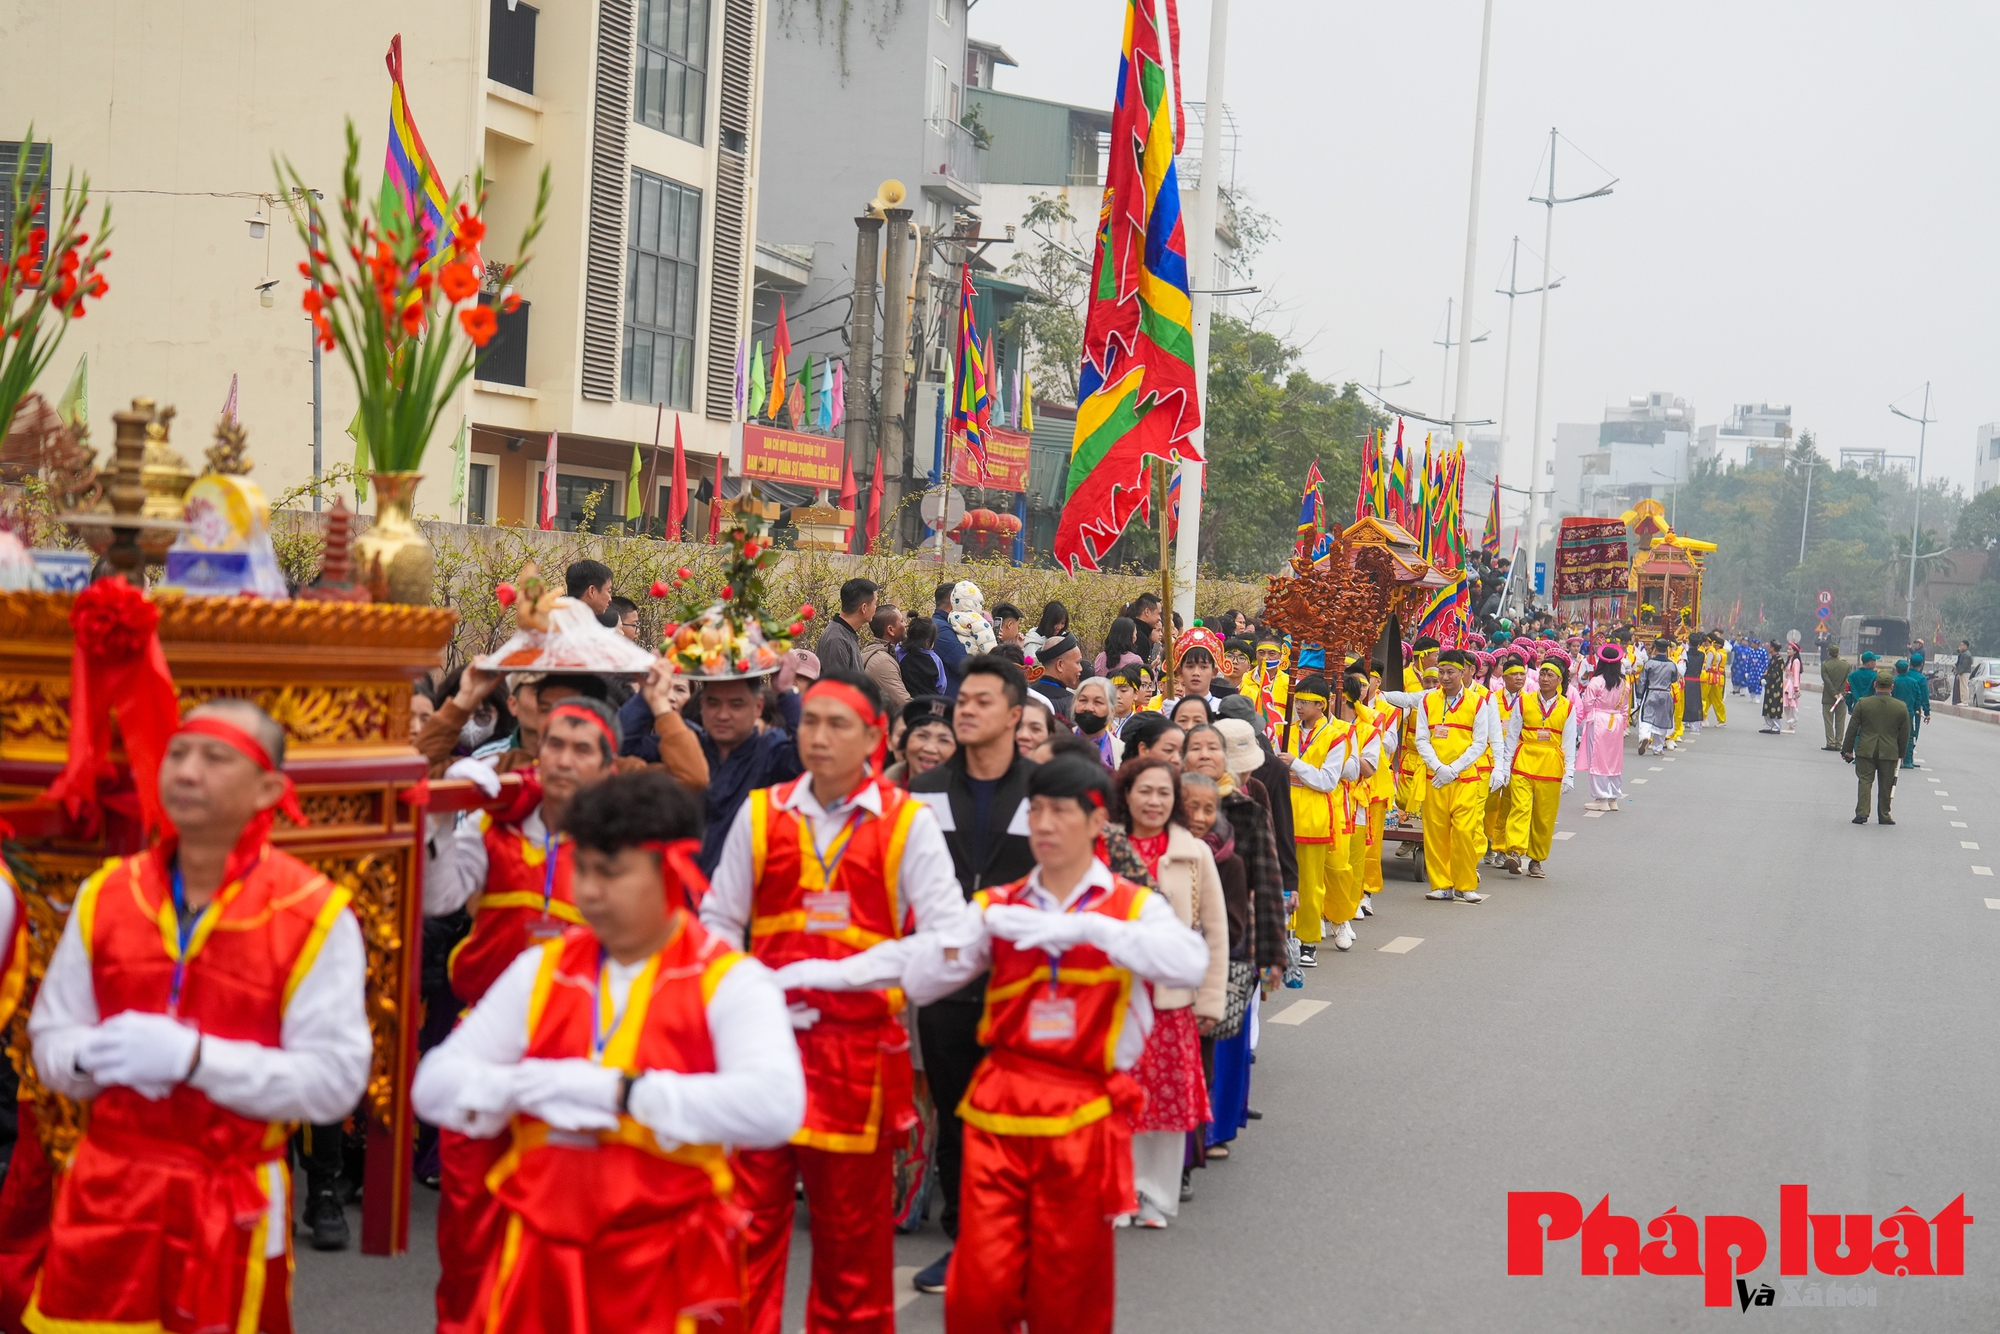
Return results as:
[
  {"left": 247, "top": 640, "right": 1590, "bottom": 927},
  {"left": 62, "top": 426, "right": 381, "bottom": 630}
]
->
[
  {"left": 529, "top": 830, "right": 566, "bottom": 942},
  {"left": 1030, "top": 885, "right": 1101, "bottom": 1043},
  {"left": 805, "top": 807, "right": 866, "bottom": 931}
]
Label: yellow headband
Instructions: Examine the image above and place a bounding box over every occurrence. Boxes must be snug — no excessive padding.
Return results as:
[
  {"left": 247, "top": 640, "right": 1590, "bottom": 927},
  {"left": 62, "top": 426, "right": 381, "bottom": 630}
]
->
[{"left": 1294, "top": 691, "right": 1329, "bottom": 703}]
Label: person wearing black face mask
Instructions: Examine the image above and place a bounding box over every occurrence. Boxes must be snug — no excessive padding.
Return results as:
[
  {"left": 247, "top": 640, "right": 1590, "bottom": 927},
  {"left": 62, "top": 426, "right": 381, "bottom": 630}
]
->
[{"left": 1073, "top": 676, "right": 1116, "bottom": 766}]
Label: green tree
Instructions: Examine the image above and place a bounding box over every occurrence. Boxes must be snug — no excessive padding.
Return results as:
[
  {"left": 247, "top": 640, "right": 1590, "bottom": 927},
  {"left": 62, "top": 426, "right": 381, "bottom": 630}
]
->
[
  {"left": 1001, "top": 193, "right": 1086, "bottom": 406},
  {"left": 1877, "top": 528, "right": 1956, "bottom": 592},
  {"left": 1952, "top": 485, "right": 2000, "bottom": 553}
]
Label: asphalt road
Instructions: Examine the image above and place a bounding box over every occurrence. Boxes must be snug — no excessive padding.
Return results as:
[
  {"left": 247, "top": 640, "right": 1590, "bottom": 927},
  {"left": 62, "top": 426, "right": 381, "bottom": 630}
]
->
[{"left": 295, "top": 700, "right": 2000, "bottom": 1331}]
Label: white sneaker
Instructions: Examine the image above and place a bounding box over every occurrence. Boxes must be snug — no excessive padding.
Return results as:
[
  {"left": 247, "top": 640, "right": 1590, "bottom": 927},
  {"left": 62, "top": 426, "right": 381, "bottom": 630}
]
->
[
  {"left": 1332, "top": 922, "right": 1355, "bottom": 951},
  {"left": 1359, "top": 894, "right": 1374, "bottom": 917},
  {"left": 1425, "top": 888, "right": 1454, "bottom": 901}
]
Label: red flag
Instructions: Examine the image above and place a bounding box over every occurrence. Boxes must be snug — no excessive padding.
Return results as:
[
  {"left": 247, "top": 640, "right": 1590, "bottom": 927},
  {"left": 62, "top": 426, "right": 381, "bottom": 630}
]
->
[
  {"left": 707, "top": 449, "right": 725, "bottom": 542},
  {"left": 837, "top": 449, "right": 858, "bottom": 551},
  {"left": 540, "top": 431, "right": 559, "bottom": 530},
  {"left": 666, "top": 415, "right": 688, "bottom": 539},
  {"left": 766, "top": 298, "right": 791, "bottom": 419},
  {"left": 866, "top": 447, "right": 885, "bottom": 553}
]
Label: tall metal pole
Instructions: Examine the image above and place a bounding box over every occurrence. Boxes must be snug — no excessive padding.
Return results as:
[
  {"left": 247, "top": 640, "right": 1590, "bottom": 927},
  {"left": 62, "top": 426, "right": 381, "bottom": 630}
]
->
[
  {"left": 1449, "top": 0, "right": 1495, "bottom": 448},
  {"left": 877, "top": 208, "right": 914, "bottom": 551},
  {"left": 1525, "top": 128, "right": 1558, "bottom": 571},
  {"left": 1797, "top": 457, "right": 1815, "bottom": 565},
  {"left": 1436, "top": 298, "right": 1454, "bottom": 422},
  {"left": 1173, "top": 0, "right": 1226, "bottom": 626},
  {"left": 846, "top": 214, "right": 883, "bottom": 490},
  {"left": 1905, "top": 380, "right": 1931, "bottom": 624},
  {"left": 309, "top": 317, "right": 323, "bottom": 513}
]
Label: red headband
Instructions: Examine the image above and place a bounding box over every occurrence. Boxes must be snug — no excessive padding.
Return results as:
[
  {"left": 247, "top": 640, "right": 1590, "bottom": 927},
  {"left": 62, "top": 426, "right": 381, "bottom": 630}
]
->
[
  {"left": 176, "top": 716, "right": 308, "bottom": 828},
  {"left": 803, "top": 680, "right": 888, "bottom": 773},
  {"left": 642, "top": 837, "right": 710, "bottom": 912},
  {"left": 546, "top": 702, "right": 618, "bottom": 757}
]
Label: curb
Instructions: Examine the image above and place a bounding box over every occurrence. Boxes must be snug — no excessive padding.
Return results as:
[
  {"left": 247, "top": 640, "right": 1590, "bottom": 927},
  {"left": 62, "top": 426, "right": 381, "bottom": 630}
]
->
[{"left": 1801, "top": 680, "right": 2000, "bottom": 727}]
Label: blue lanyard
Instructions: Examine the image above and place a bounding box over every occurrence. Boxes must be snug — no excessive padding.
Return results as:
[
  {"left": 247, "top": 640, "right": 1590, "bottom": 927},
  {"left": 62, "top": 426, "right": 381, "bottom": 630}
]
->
[
  {"left": 167, "top": 866, "right": 212, "bottom": 1014},
  {"left": 540, "top": 829, "right": 558, "bottom": 920},
  {"left": 807, "top": 806, "right": 867, "bottom": 886},
  {"left": 591, "top": 946, "right": 616, "bottom": 1061}
]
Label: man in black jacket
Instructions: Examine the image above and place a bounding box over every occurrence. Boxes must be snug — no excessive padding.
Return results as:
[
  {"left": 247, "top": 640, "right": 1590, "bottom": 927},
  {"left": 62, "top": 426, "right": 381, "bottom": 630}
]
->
[
  {"left": 906, "top": 654, "right": 1035, "bottom": 1294},
  {"left": 1217, "top": 694, "right": 1300, "bottom": 898}
]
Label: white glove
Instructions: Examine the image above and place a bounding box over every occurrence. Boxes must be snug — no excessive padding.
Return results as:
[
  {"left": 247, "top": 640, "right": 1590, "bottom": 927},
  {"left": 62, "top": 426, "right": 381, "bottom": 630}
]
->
[
  {"left": 79, "top": 1011, "right": 199, "bottom": 1099},
  {"left": 1561, "top": 776, "right": 1575, "bottom": 793},
  {"left": 444, "top": 757, "right": 502, "bottom": 798},
  {"left": 772, "top": 958, "right": 849, "bottom": 993},
  {"left": 984, "top": 904, "right": 1101, "bottom": 953},
  {"left": 450, "top": 1066, "right": 519, "bottom": 1138},
  {"left": 1489, "top": 769, "right": 1510, "bottom": 792},
  {"left": 786, "top": 1002, "right": 823, "bottom": 1030},
  {"left": 511, "top": 1058, "right": 621, "bottom": 1132}
]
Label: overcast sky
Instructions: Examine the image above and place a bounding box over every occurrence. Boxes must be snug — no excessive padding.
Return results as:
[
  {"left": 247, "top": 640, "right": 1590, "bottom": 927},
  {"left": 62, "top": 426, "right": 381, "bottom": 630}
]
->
[{"left": 970, "top": 0, "right": 1998, "bottom": 509}]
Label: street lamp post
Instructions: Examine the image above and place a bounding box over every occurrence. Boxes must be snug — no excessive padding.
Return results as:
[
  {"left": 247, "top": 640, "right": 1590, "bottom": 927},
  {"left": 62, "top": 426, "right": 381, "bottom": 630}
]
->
[
  {"left": 1890, "top": 383, "right": 1934, "bottom": 624},
  {"left": 1448, "top": 0, "right": 1496, "bottom": 451},
  {"left": 1523, "top": 128, "right": 1615, "bottom": 575}
]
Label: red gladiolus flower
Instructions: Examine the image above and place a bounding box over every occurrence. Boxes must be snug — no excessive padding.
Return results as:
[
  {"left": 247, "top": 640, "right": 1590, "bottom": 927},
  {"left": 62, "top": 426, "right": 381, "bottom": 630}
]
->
[
  {"left": 799, "top": 604, "right": 816, "bottom": 620},
  {"left": 302, "top": 288, "right": 324, "bottom": 314},
  {"left": 459, "top": 304, "right": 498, "bottom": 346},
  {"left": 501, "top": 291, "right": 521, "bottom": 313},
  {"left": 452, "top": 204, "right": 487, "bottom": 251},
  {"left": 400, "top": 302, "right": 425, "bottom": 338},
  {"left": 439, "top": 262, "right": 480, "bottom": 303},
  {"left": 649, "top": 581, "right": 670, "bottom": 599},
  {"left": 495, "top": 583, "right": 517, "bottom": 607}
]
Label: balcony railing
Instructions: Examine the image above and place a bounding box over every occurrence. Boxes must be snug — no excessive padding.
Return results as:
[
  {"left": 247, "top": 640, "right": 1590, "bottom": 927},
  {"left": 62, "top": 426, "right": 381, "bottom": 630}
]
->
[
  {"left": 488, "top": 0, "right": 537, "bottom": 95},
  {"left": 925, "top": 118, "right": 984, "bottom": 193}
]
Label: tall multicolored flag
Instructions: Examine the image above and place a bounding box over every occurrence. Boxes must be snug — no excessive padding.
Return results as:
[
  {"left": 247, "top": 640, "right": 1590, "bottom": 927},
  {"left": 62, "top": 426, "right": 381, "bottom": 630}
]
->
[
  {"left": 1388, "top": 422, "right": 1409, "bottom": 529},
  {"left": 951, "top": 266, "right": 991, "bottom": 475},
  {"left": 1053, "top": 0, "right": 1201, "bottom": 572},
  {"left": 1295, "top": 459, "right": 1325, "bottom": 559},
  {"left": 1353, "top": 430, "right": 1374, "bottom": 523},
  {"left": 766, "top": 299, "right": 791, "bottom": 420},
  {"left": 382, "top": 37, "right": 467, "bottom": 264}
]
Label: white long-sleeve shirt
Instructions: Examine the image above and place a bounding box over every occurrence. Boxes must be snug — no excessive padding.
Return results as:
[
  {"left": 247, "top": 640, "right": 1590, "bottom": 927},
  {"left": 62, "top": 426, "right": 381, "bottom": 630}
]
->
[
  {"left": 1406, "top": 687, "right": 1494, "bottom": 782},
  {"left": 1285, "top": 718, "right": 1360, "bottom": 792},
  {"left": 411, "top": 942, "right": 804, "bottom": 1150},
  {"left": 900, "top": 860, "right": 1209, "bottom": 1070},
  {"left": 29, "top": 870, "right": 372, "bottom": 1261},
  {"left": 425, "top": 804, "right": 552, "bottom": 918},
  {"left": 702, "top": 776, "right": 963, "bottom": 986},
  {"left": 1490, "top": 688, "right": 1528, "bottom": 778}
]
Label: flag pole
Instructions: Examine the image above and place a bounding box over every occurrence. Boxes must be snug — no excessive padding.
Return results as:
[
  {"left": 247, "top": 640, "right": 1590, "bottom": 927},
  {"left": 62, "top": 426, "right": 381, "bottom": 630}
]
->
[
  {"left": 1157, "top": 462, "right": 1176, "bottom": 682},
  {"left": 640, "top": 402, "right": 664, "bottom": 535},
  {"left": 1173, "top": 0, "right": 1227, "bottom": 626}
]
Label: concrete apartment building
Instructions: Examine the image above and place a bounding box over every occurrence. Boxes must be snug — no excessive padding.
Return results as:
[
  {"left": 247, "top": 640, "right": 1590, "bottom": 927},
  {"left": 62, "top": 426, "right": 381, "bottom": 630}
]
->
[
  {"left": 1975, "top": 423, "right": 2000, "bottom": 496},
  {"left": 1694, "top": 401, "right": 1792, "bottom": 473},
  {"left": 1552, "top": 391, "right": 1694, "bottom": 520},
  {"left": 2, "top": 0, "right": 765, "bottom": 531}
]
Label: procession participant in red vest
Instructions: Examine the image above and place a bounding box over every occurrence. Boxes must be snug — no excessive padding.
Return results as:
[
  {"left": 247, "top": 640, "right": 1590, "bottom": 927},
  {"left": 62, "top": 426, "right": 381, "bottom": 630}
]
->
[
  {"left": 25, "top": 699, "right": 371, "bottom": 1334},
  {"left": 901, "top": 758, "right": 1209, "bottom": 1334},
  {"left": 701, "top": 668, "right": 963, "bottom": 1334},
  {"left": 412, "top": 768, "right": 803, "bottom": 1332},
  {"left": 422, "top": 693, "right": 624, "bottom": 1334}
]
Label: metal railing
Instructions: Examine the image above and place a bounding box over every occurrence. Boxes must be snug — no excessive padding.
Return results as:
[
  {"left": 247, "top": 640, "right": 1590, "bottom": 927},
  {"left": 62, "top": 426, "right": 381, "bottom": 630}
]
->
[{"left": 926, "top": 118, "right": 984, "bottom": 191}]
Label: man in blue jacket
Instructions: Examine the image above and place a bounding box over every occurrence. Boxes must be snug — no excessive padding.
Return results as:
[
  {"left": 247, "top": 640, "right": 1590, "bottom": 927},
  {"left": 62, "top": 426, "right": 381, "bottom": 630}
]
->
[
  {"left": 929, "top": 581, "right": 967, "bottom": 696},
  {"left": 1891, "top": 658, "right": 1932, "bottom": 769},
  {"left": 1845, "top": 652, "right": 1882, "bottom": 713}
]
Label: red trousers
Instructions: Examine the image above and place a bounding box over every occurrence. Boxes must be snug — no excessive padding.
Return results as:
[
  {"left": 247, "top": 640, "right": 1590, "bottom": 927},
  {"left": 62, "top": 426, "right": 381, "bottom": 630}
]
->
[
  {"left": 0, "top": 1100, "right": 52, "bottom": 1334},
  {"left": 436, "top": 1129, "right": 510, "bottom": 1334},
  {"left": 734, "top": 1143, "right": 894, "bottom": 1334},
  {"left": 944, "top": 1118, "right": 1129, "bottom": 1334},
  {"left": 471, "top": 1198, "right": 746, "bottom": 1334}
]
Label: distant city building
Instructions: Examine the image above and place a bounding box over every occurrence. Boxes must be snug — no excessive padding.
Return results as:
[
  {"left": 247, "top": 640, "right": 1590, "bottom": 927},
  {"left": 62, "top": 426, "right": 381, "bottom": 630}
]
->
[
  {"left": 1976, "top": 423, "right": 2000, "bottom": 495},
  {"left": 1552, "top": 392, "right": 1694, "bottom": 521},
  {"left": 1694, "top": 402, "right": 1793, "bottom": 473}
]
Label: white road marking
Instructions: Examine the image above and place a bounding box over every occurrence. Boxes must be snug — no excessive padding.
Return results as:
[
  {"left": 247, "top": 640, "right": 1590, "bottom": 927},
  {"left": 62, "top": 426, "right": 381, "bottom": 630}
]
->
[
  {"left": 1964, "top": 842, "right": 1981, "bottom": 850},
  {"left": 1584, "top": 810, "right": 1605, "bottom": 818},
  {"left": 1936, "top": 791, "right": 1951, "bottom": 797},
  {"left": 1553, "top": 831, "right": 1575, "bottom": 841},
  {"left": 1987, "top": 899, "right": 2000, "bottom": 910},
  {"left": 1649, "top": 766, "right": 1664, "bottom": 771},
  {"left": 1378, "top": 936, "right": 1424, "bottom": 954},
  {"left": 1945, "top": 806, "right": 1959, "bottom": 811},
  {"left": 1270, "top": 999, "right": 1331, "bottom": 1025},
  {"left": 1953, "top": 821, "right": 1969, "bottom": 828},
  {"left": 1974, "top": 867, "right": 1994, "bottom": 877},
  {"left": 894, "top": 1269, "right": 921, "bottom": 1311},
  {"left": 1632, "top": 779, "right": 1649, "bottom": 785}
]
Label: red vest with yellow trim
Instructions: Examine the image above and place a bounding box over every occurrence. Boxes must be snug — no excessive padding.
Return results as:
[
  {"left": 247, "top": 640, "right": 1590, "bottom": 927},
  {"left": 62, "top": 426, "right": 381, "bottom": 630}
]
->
[
  {"left": 79, "top": 844, "right": 346, "bottom": 1163},
  {"left": 746, "top": 777, "right": 920, "bottom": 1154},
  {"left": 1513, "top": 691, "right": 1573, "bottom": 782},
  {"left": 0, "top": 865, "right": 28, "bottom": 1033},
  {"left": 960, "top": 874, "right": 1150, "bottom": 1141},
  {"left": 450, "top": 814, "right": 586, "bottom": 1008}
]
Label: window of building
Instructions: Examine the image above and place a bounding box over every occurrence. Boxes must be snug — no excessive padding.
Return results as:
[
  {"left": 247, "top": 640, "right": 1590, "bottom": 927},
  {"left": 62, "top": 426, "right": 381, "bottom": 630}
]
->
[
  {"left": 466, "top": 460, "right": 497, "bottom": 524},
  {"left": 0, "top": 141, "right": 51, "bottom": 269},
  {"left": 622, "top": 170, "right": 702, "bottom": 409},
  {"left": 533, "top": 463, "right": 626, "bottom": 533},
  {"left": 929, "top": 60, "right": 949, "bottom": 120},
  {"left": 635, "top": 0, "right": 709, "bottom": 144},
  {"left": 935, "top": 0, "right": 950, "bottom": 19}
]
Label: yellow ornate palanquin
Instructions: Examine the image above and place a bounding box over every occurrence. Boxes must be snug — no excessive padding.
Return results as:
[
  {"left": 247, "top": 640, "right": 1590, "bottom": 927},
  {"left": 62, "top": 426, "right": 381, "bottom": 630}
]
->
[{"left": 0, "top": 590, "right": 453, "bottom": 1256}]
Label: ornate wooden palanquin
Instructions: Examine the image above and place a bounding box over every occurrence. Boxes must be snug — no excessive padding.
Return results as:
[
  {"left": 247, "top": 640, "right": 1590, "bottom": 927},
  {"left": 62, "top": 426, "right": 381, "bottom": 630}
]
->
[{"left": 0, "top": 590, "right": 453, "bottom": 1256}]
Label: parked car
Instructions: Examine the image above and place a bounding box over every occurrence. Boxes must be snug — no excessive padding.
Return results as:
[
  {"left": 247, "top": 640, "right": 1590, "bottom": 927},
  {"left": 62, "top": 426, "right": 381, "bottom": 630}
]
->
[{"left": 1967, "top": 659, "right": 2000, "bottom": 710}]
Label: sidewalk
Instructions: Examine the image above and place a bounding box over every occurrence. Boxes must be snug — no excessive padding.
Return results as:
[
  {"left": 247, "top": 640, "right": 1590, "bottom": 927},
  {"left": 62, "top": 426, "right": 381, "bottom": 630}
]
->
[{"left": 1801, "top": 678, "right": 2000, "bottom": 727}]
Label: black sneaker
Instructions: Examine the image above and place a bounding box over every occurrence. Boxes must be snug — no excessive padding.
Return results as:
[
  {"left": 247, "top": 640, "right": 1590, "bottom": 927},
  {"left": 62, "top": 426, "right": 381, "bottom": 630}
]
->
[
  {"left": 1298, "top": 944, "right": 1318, "bottom": 967},
  {"left": 913, "top": 1252, "right": 950, "bottom": 1294},
  {"left": 308, "top": 1192, "right": 350, "bottom": 1251}
]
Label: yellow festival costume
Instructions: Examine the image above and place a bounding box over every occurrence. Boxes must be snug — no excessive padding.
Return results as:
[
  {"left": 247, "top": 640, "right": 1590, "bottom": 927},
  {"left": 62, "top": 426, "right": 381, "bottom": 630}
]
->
[
  {"left": 1285, "top": 708, "right": 1351, "bottom": 944},
  {"left": 1702, "top": 639, "right": 1728, "bottom": 725},
  {"left": 1322, "top": 703, "right": 1379, "bottom": 928},
  {"left": 1416, "top": 685, "right": 1491, "bottom": 895},
  {"left": 1360, "top": 697, "right": 1397, "bottom": 895},
  {"left": 1486, "top": 686, "right": 1525, "bottom": 856},
  {"left": 1505, "top": 690, "right": 1575, "bottom": 861},
  {"left": 1392, "top": 666, "right": 1431, "bottom": 821}
]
